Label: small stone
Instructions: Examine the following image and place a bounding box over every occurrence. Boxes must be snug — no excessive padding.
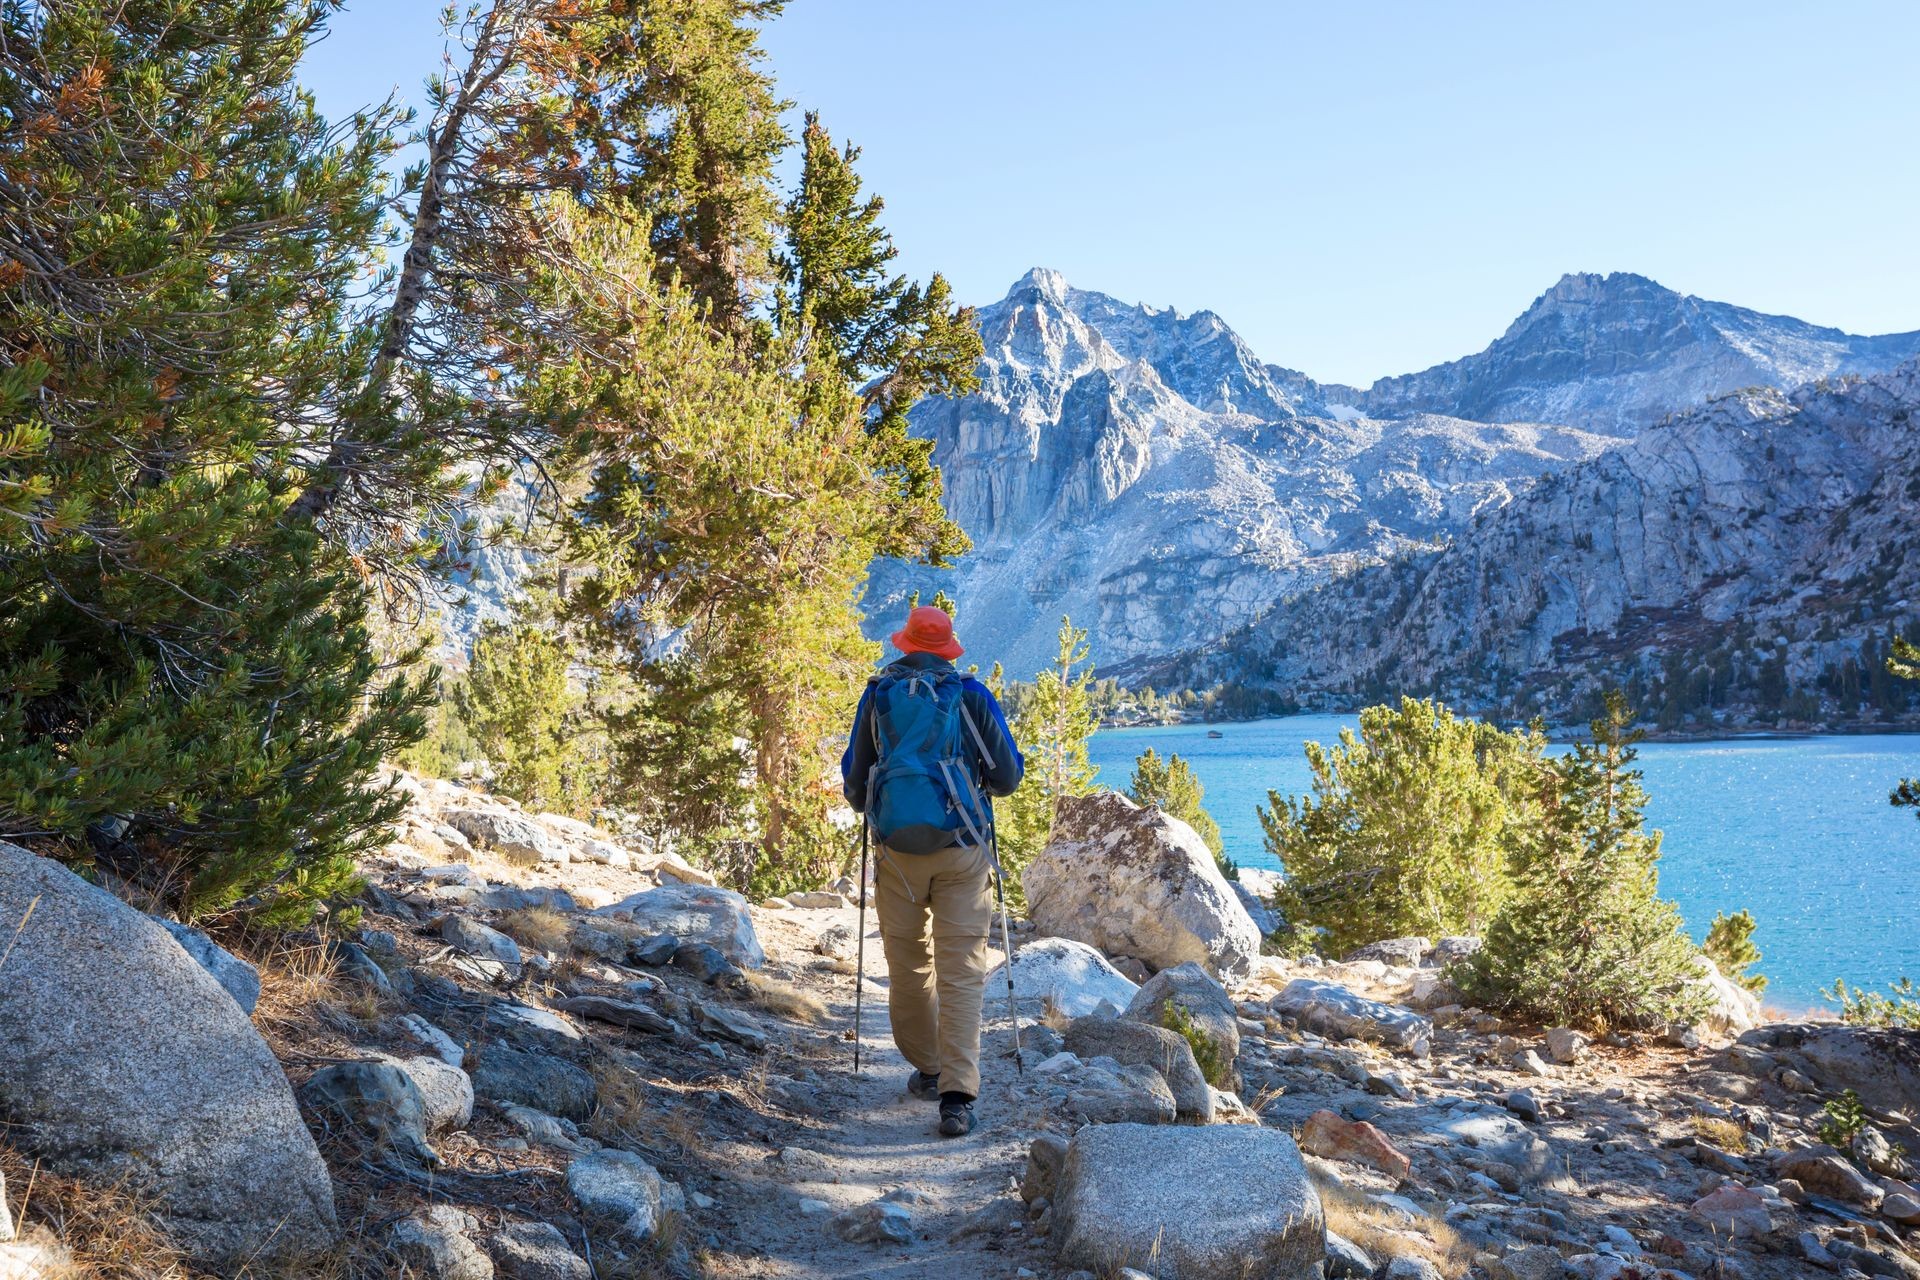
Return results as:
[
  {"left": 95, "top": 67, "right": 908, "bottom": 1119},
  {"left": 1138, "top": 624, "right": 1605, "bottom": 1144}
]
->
[
  {"left": 1505, "top": 1088, "right": 1544, "bottom": 1123},
  {"left": 387, "top": 1206, "right": 493, "bottom": 1280},
  {"left": 567, "top": 1149, "right": 678, "bottom": 1240},
  {"left": 797, "top": 1198, "right": 831, "bottom": 1216},
  {"left": 441, "top": 916, "right": 523, "bottom": 972},
  {"left": 486, "top": 1220, "right": 590, "bottom": 1280},
  {"left": 1691, "top": 1183, "right": 1772, "bottom": 1238},
  {"left": 1545, "top": 1027, "right": 1589, "bottom": 1064},
  {"left": 1325, "top": 1229, "right": 1375, "bottom": 1279},
  {"left": 1798, "top": 1230, "right": 1842, "bottom": 1272},
  {"left": 398, "top": 1014, "right": 465, "bottom": 1068},
  {"left": 470, "top": 1047, "right": 598, "bottom": 1121},
  {"left": 814, "top": 921, "right": 858, "bottom": 959},
  {"left": 787, "top": 891, "right": 845, "bottom": 909},
  {"left": 671, "top": 941, "right": 741, "bottom": 984},
  {"left": 1883, "top": 1191, "right": 1920, "bottom": 1225},
  {"left": 832, "top": 1199, "right": 912, "bottom": 1245},
  {"left": 1384, "top": 1257, "right": 1444, "bottom": 1280},
  {"left": 1776, "top": 1147, "right": 1886, "bottom": 1209},
  {"left": 1513, "top": 1048, "right": 1554, "bottom": 1077},
  {"left": 1300, "top": 1108, "right": 1412, "bottom": 1180},
  {"left": 1022, "top": 1134, "right": 1069, "bottom": 1203},
  {"left": 301, "top": 1059, "right": 438, "bottom": 1166},
  {"left": 1489, "top": 1243, "right": 1569, "bottom": 1280},
  {"left": 1855, "top": 1125, "right": 1907, "bottom": 1177},
  {"left": 630, "top": 933, "right": 680, "bottom": 966}
]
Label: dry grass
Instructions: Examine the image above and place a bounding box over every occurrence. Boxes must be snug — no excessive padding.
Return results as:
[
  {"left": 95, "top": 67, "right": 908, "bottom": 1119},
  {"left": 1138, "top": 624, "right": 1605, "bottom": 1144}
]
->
[
  {"left": 248, "top": 938, "right": 344, "bottom": 1058},
  {"left": 497, "top": 906, "right": 573, "bottom": 956},
  {"left": 742, "top": 970, "right": 827, "bottom": 1024},
  {"left": 1691, "top": 1114, "right": 1748, "bottom": 1151},
  {"left": 1318, "top": 1183, "right": 1473, "bottom": 1279},
  {"left": 587, "top": 1058, "right": 651, "bottom": 1141},
  {"left": 0, "top": 1142, "right": 191, "bottom": 1279},
  {"left": 1040, "top": 995, "right": 1073, "bottom": 1033}
]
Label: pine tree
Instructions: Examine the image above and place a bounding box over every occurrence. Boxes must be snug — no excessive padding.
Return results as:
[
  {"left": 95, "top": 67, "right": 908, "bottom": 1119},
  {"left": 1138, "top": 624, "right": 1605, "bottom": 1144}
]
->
[
  {"left": 1130, "top": 748, "right": 1230, "bottom": 876},
  {"left": 1892, "top": 637, "right": 1918, "bottom": 818},
  {"left": 1704, "top": 909, "right": 1767, "bottom": 994},
  {"left": 464, "top": 613, "right": 583, "bottom": 813},
  {"left": 0, "top": 0, "right": 429, "bottom": 920},
  {"left": 998, "top": 618, "right": 1100, "bottom": 903},
  {"left": 1459, "top": 692, "right": 1706, "bottom": 1030},
  {"left": 1259, "top": 698, "right": 1544, "bottom": 953}
]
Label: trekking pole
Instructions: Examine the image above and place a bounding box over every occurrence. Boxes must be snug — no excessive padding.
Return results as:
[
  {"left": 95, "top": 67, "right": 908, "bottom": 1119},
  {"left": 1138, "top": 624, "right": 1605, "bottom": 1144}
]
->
[
  {"left": 853, "top": 816, "right": 869, "bottom": 1076},
  {"left": 991, "top": 827, "right": 1023, "bottom": 1074}
]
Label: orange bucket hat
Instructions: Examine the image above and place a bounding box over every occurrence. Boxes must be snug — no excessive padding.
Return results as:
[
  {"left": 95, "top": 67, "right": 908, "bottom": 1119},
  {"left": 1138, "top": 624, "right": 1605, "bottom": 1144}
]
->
[{"left": 890, "top": 605, "right": 964, "bottom": 660}]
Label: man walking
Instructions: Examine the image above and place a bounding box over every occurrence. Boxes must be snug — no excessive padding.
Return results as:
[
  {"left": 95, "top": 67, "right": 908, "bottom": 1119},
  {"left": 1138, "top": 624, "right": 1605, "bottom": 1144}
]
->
[{"left": 841, "top": 605, "right": 1024, "bottom": 1137}]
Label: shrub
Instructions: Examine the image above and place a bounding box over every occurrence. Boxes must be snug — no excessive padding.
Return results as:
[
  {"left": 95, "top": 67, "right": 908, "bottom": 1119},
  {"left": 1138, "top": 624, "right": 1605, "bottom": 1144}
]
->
[
  {"left": 1818, "top": 1089, "right": 1871, "bottom": 1149},
  {"left": 1703, "top": 909, "right": 1767, "bottom": 993},
  {"left": 1258, "top": 697, "right": 1546, "bottom": 953},
  {"left": 1826, "top": 977, "right": 1920, "bottom": 1028},
  {"left": 1456, "top": 692, "right": 1705, "bottom": 1031},
  {"left": 1159, "top": 998, "right": 1230, "bottom": 1087}
]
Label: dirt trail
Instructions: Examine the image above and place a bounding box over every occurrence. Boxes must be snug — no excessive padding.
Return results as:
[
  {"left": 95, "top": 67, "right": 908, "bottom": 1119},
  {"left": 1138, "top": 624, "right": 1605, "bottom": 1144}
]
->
[{"left": 719, "top": 907, "right": 1049, "bottom": 1279}]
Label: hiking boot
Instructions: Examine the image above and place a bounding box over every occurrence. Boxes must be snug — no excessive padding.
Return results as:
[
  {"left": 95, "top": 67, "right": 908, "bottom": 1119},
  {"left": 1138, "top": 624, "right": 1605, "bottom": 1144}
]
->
[
  {"left": 906, "top": 1069, "right": 941, "bottom": 1102},
  {"left": 937, "top": 1095, "right": 975, "bottom": 1137}
]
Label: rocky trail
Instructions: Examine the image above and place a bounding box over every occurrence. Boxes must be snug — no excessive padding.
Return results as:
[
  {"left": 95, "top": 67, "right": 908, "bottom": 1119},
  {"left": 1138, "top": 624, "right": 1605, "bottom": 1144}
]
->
[{"left": 6, "top": 775, "right": 1920, "bottom": 1280}]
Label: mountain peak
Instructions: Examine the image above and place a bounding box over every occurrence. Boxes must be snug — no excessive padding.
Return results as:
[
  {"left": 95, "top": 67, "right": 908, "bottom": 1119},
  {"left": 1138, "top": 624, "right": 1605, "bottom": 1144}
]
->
[
  {"left": 1010, "top": 266, "right": 1071, "bottom": 302},
  {"left": 1537, "top": 270, "right": 1673, "bottom": 307}
]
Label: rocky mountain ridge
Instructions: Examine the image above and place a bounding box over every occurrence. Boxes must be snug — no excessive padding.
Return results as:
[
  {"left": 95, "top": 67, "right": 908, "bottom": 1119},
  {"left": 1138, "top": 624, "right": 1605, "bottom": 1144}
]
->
[
  {"left": 1358, "top": 272, "right": 1920, "bottom": 435},
  {"left": 867, "top": 270, "right": 1615, "bottom": 676},
  {"left": 1163, "top": 362, "right": 1920, "bottom": 727}
]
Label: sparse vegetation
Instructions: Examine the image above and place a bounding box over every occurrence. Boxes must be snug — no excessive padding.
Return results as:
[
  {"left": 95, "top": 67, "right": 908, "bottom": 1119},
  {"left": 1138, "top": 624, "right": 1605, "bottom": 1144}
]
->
[
  {"left": 497, "top": 905, "right": 575, "bottom": 956},
  {"left": 1703, "top": 909, "right": 1768, "bottom": 993},
  {"left": 1159, "top": 999, "right": 1230, "bottom": 1087},
  {"left": 1817, "top": 1088, "right": 1871, "bottom": 1150},
  {"left": 1826, "top": 976, "right": 1920, "bottom": 1028},
  {"left": 1259, "top": 697, "right": 1546, "bottom": 953},
  {"left": 1130, "top": 748, "right": 1232, "bottom": 878}
]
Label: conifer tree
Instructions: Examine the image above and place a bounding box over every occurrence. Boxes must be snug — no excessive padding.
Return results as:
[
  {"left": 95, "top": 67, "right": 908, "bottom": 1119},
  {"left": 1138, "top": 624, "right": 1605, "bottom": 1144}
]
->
[
  {"left": 1704, "top": 909, "right": 1767, "bottom": 994},
  {"left": 1130, "top": 748, "right": 1230, "bottom": 875},
  {"left": 998, "top": 618, "right": 1100, "bottom": 903},
  {"left": 465, "top": 614, "right": 576, "bottom": 812},
  {"left": 0, "top": 0, "right": 428, "bottom": 920},
  {"left": 1459, "top": 692, "right": 1705, "bottom": 1029},
  {"left": 1892, "top": 637, "right": 1918, "bottom": 819},
  {"left": 1260, "top": 698, "right": 1543, "bottom": 953}
]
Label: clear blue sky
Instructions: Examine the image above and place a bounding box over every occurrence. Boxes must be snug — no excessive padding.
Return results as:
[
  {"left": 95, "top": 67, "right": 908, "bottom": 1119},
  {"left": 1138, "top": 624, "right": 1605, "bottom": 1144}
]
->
[{"left": 301, "top": 1, "right": 1920, "bottom": 387}]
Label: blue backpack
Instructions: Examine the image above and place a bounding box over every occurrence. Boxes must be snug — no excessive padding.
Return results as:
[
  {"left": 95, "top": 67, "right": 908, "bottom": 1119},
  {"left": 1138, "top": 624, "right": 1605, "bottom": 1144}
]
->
[{"left": 864, "top": 664, "right": 997, "bottom": 855}]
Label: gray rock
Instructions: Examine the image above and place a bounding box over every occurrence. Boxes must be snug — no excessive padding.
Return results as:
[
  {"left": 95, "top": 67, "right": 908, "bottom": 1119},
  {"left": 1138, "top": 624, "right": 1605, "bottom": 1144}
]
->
[
  {"left": 302, "top": 1060, "right": 438, "bottom": 1166},
  {"left": 694, "top": 1001, "right": 769, "bottom": 1050},
  {"left": 566, "top": 1149, "right": 680, "bottom": 1240},
  {"left": 151, "top": 917, "right": 260, "bottom": 1014},
  {"left": 1545, "top": 1027, "right": 1589, "bottom": 1064},
  {"left": 391, "top": 1054, "right": 473, "bottom": 1134},
  {"left": 486, "top": 1000, "right": 584, "bottom": 1048},
  {"left": 1231, "top": 867, "right": 1286, "bottom": 937},
  {"left": 1024, "top": 793, "right": 1261, "bottom": 979},
  {"left": 814, "top": 920, "right": 859, "bottom": 960},
  {"left": 989, "top": 936, "right": 1139, "bottom": 1017},
  {"left": 442, "top": 916, "right": 523, "bottom": 972},
  {"left": 387, "top": 1206, "right": 493, "bottom": 1280},
  {"left": 0, "top": 843, "right": 338, "bottom": 1266},
  {"left": 831, "top": 1199, "right": 912, "bottom": 1245},
  {"left": 1022, "top": 1134, "right": 1069, "bottom": 1203},
  {"left": 331, "top": 938, "right": 393, "bottom": 990},
  {"left": 1063, "top": 1059, "right": 1179, "bottom": 1125},
  {"left": 499, "top": 1104, "right": 586, "bottom": 1151},
  {"left": 1385, "top": 1258, "right": 1444, "bottom": 1280},
  {"left": 630, "top": 933, "right": 680, "bottom": 966},
  {"left": 1343, "top": 936, "right": 1434, "bottom": 966},
  {"left": 1487, "top": 1244, "right": 1568, "bottom": 1280},
  {"left": 1325, "top": 1230, "right": 1374, "bottom": 1279},
  {"left": 672, "top": 941, "right": 743, "bottom": 984},
  {"left": 1124, "top": 960, "right": 1240, "bottom": 1084},
  {"left": 1775, "top": 1145, "right": 1885, "bottom": 1208},
  {"left": 787, "top": 891, "right": 845, "bottom": 909},
  {"left": 554, "top": 995, "right": 676, "bottom": 1036},
  {"left": 470, "top": 1046, "right": 598, "bottom": 1121},
  {"left": 1504, "top": 1088, "right": 1544, "bottom": 1123},
  {"left": 1053, "top": 1122, "right": 1324, "bottom": 1280},
  {"left": 1270, "top": 978, "right": 1433, "bottom": 1053},
  {"left": 1854, "top": 1124, "right": 1906, "bottom": 1176},
  {"left": 593, "top": 884, "right": 764, "bottom": 968},
  {"left": 487, "top": 1221, "right": 591, "bottom": 1280},
  {"left": 1431, "top": 936, "right": 1482, "bottom": 965},
  {"left": 398, "top": 1013, "right": 465, "bottom": 1068},
  {"left": 444, "top": 807, "right": 569, "bottom": 865},
  {"left": 1777, "top": 1024, "right": 1920, "bottom": 1119},
  {"left": 1064, "top": 1016, "right": 1213, "bottom": 1122}
]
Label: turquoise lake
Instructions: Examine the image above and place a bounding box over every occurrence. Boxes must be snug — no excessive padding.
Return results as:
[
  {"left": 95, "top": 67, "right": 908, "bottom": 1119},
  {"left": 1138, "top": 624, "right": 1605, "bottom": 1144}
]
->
[{"left": 1087, "top": 716, "right": 1920, "bottom": 1011}]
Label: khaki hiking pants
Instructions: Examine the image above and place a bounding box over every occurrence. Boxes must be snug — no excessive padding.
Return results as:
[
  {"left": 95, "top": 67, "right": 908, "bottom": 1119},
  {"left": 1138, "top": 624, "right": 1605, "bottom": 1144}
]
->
[{"left": 873, "top": 840, "right": 995, "bottom": 1100}]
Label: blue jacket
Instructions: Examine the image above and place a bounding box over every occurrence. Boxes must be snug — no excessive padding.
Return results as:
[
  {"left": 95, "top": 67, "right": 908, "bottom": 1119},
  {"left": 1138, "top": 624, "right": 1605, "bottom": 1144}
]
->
[{"left": 840, "top": 653, "right": 1025, "bottom": 840}]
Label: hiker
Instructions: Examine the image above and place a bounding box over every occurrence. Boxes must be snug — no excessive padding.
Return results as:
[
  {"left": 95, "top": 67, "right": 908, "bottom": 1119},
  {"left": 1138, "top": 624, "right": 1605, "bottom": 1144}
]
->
[{"left": 841, "top": 605, "right": 1024, "bottom": 1137}]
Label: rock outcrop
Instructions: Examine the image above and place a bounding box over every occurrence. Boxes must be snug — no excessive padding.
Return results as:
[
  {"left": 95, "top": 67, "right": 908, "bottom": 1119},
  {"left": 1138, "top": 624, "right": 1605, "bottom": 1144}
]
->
[
  {"left": 990, "top": 936, "right": 1140, "bottom": 1017},
  {"left": 1024, "top": 792, "right": 1260, "bottom": 979},
  {"left": 0, "top": 843, "right": 339, "bottom": 1265},
  {"left": 593, "top": 884, "right": 765, "bottom": 969},
  {"left": 1053, "top": 1123, "right": 1325, "bottom": 1279}
]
